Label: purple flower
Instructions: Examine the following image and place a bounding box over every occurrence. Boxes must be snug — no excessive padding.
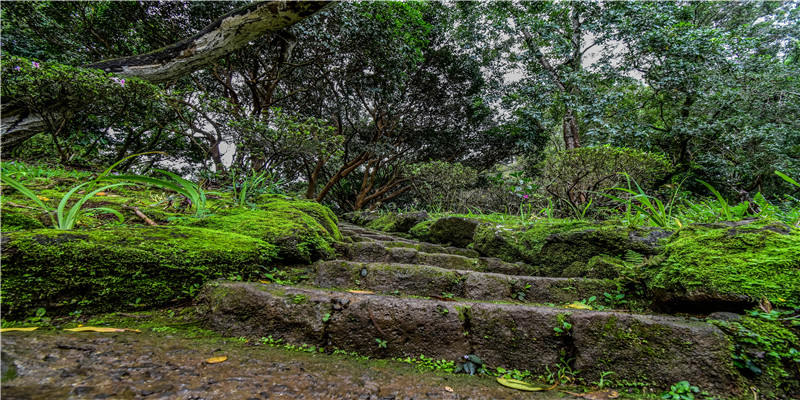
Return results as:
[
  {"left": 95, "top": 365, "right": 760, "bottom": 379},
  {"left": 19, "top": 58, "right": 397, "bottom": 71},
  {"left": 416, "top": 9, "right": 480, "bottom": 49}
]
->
[
  {"left": 111, "top": 77, "right": 125, "bottom": 87},
  {"left": 523, "top": 195, "right": 529, "bottom": 199},
  {"left": 14, "top": 66, "right": 21, "bottom": 71},
  {"left": 31, "top": 62, "right": 40, "bottom": 68}
]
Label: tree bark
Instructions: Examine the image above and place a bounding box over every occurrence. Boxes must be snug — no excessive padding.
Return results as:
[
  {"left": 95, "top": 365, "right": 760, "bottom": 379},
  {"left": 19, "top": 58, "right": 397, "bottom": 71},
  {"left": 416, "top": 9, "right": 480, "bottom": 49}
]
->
[{"left": 1, "top": 1, "right": 333, "bottom": 148}]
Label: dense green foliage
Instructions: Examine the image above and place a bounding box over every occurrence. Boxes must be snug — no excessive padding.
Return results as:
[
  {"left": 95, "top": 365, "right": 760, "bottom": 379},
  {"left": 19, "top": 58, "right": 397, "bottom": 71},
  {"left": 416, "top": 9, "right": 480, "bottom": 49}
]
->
[{"left": 2, "top": 2, "right": 799, "bottom": 214}]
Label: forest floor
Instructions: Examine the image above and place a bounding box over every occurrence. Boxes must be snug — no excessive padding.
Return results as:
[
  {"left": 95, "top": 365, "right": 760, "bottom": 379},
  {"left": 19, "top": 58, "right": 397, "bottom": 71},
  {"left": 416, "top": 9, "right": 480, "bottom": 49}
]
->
[{"left": 1, "top": 326, "right": 590, "bottom": 400}]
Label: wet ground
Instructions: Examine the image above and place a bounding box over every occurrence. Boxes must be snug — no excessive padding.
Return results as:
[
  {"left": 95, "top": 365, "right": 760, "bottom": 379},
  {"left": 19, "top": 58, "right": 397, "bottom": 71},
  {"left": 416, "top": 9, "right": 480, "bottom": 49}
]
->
[{"left": 1, "top": 329, "right": 589, "bottom": 400}]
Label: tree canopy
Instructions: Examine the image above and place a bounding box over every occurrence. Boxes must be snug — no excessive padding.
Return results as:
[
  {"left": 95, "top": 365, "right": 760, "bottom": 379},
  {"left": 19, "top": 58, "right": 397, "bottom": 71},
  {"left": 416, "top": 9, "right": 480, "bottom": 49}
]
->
[{"left": 2, "top": 1, "right": 799, "bottom": 210}]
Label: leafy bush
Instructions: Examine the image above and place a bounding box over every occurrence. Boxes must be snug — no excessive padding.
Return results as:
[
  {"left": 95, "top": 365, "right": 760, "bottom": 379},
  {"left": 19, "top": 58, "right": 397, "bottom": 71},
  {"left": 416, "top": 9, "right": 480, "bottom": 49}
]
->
[
  {"left": 536, "top": 145, "right": 672, "bottom": 216},
  {"left": 408, "top": 161, "right": 478, "bottom": 212},
  {"left": 1, "top": 56, "right": 167, "bottom": 164}
]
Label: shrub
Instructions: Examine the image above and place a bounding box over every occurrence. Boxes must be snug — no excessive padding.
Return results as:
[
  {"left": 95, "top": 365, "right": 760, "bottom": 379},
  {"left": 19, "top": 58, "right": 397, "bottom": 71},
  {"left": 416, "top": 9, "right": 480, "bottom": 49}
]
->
[
  {"left": 536, "top": 145, "right": 672, "bottom": 215},
  {"left": 408, "top": 161, "right": 478, "bottom": 212}
]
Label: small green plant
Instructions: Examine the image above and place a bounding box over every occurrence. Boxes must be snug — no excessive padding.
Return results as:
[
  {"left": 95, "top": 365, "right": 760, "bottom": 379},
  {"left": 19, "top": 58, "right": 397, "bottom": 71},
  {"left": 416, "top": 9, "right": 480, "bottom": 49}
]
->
[
  {"left": 182, "top": 283, "right": 201, "bottom": 298},
  {"left": 260, "top": 335, "right": 284, "bottom": 346},
  {"left": 538, "top": 355, "right": 580, "bottom": 385},
  {"left": 291, "top": 295, "right": 308, "bottom": 304},
  {"left": 553, "top": 313, "right": 572, "bottom": 336},
  {"left": 454, "top": 354, "right": 485, "bottom": 375},
  {"left": 441, "top": 292, "right": 455, "bottom": 299},
  {"left": 375, "top": 338, "right": 388, "bottom": 348},
  {"left": 27, "top": 307, "right": 50, "bottom": 324},
  {"left": 229, "top": 168, "right": 285, "bottom": 207},
  {"left": 495, "top": 367, "right": 533, "bottom": 381},
  {"left": 393, "top": 354, "right": 456, "bottom": 373},
  {"left": 513, "top": 284, "right": 532, "bottom": 302},
  {"left": 322, "top": 313, "right": 331, "bottom": 323},
  {"left": 603, "top": 292, "right": 628, "bottom": 308},
  {"left": 660, "top": 381, "right": 700, "bottom": 400},
  {"left": 592, "top": 370, "right": 615, "bottom": 389}
]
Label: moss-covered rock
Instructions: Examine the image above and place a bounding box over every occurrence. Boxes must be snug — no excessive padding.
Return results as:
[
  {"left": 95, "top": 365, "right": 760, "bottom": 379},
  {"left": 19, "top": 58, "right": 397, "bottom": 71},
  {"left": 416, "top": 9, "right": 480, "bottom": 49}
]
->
[
  {"left": 429, "top": 217, "right": 482, "bottom": 247},
  {"left": 472, "top": 224, "right": 523, "bottom": 262},
  {"left": 563, "top": 254, "right": 637, "bottom": 280},
  {"left": 260, "top": 197, "right": 341, "bottom": 240},
  {"left": 473, "top": 220, "right": 667, "bottom": 278},
  {"left": 644, "top": 222, "right": 800, "bottom": 310},
  {"left": 366, "top": 212, "right": 428, "bottom": 234},
  {"left": 189, "top": 199, "right": 341, "bottom": 263},
  {"left": 0, "top": 226, "right": 276, "bottom": 317},
  {"left": 409, "top": 220, "right": 434, "bottom": 242},
  {"left": 1, "top": 209, "right": 46, "bottom": 231}
]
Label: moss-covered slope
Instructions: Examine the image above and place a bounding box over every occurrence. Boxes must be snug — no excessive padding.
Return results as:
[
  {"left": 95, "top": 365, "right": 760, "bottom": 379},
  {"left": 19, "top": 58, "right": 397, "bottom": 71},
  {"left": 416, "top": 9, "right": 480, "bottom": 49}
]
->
[
  {"left": 187, "top": 198, "right": 341, "bottom": 263},
  {"left": 1, "top": 226, "right": 277, "bottom": 318},
  {"left": 644, "top": 223, "right": 800, "bottom": 305}
]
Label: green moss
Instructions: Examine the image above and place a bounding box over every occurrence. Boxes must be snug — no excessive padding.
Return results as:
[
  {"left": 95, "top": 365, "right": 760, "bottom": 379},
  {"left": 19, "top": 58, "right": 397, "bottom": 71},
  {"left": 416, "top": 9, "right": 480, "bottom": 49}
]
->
[
  {"left": 189, "top": 199, "right": 341, "bottom": 263},
  {"left": 367, "top": 213, "right": 400, "bottom": 232},
  {"left": 474, "top": 220, "right": 661, "bottom": 277},
  {"left": 710, "top": 313, "right": 800, "bottom": 396},
  {"left": 564, "top": 255, "right": 636, "bottom": 280},
  {"left": 645, "top": 225, "right": 800, "bottom": 303},
  {"left": 0, "top": 226, "right": 276, "bottom": 318},
  {"left": 261, "top": 198, "right": 341, "bottom": 240},
  {"left": 409, "top": 220, "right": 434, "bottom": 242},
  {"left": 1, "top": 209, "right": 46, "bottom": 231}
]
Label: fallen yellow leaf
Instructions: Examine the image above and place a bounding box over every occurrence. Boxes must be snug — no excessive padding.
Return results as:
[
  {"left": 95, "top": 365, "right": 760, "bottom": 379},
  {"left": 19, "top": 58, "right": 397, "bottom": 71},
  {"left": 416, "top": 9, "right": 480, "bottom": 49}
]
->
[
  {"left": 566, "top": 302, "right": 593, "bottom": 310},
  {"left": 64, "top": 326, "right": 141, "bottom": 333},
  {"left": 0, "top": 327, "right": 39, "bottom": 332},
  {"left": 496, "top": 377, "right": 550, "bottom": 391},
  {"left": 444, "top": 386, "right": 454, "bottom": 393},
  {"left": 259, "top": 280, "right": 271, "bottom": 284},
  {"left": 206, "top": 356, "right": 228, "bottom": 364},
  {"left": 95, "top": 192, "right": 107, "bottom": 196},
  {"left": 348, "top": 290, "right": 374, "bottom": 294},
  {"left": 37, "top": 196, "right": 50, "bottom": 201}
]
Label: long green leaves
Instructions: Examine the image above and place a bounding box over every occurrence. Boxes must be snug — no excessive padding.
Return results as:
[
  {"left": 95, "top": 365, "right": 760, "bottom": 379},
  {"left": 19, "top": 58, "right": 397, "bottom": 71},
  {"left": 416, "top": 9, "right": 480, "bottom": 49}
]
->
[
  {"left": 232, "top": 169, "right": 270, "bottom": 207},
  {"left": 0, "top": 174, "right": 58, "bottom": 227},
  {"left": 0, "top": 152, "right": 165, "bottom": 229},
  {"left": 775, "top": 170, "right": 800, "bottom": 189},
  {"left": 696, "top": 180, "right": 734, "bottom": 221},
  {"left": 108, "top": 169, "right": 217, "bottom": 218},
  {"left": 0, "top": 170, "right": 132, "bottom": 229},
  {"left": 596, "top": 173, "right": 683, "bottom": 228}
]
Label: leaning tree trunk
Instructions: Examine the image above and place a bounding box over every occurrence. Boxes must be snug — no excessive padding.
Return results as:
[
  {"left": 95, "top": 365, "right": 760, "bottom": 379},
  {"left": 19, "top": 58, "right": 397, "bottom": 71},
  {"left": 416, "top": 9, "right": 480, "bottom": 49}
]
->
[{"left": 1, "top": 0, "right": 333, "bottom": 149}]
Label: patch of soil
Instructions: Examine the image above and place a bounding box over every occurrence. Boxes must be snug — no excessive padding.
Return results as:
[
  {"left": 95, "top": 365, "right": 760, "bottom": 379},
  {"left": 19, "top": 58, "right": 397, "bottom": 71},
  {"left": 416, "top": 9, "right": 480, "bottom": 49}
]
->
[{"left": 1, "top": 331, "right": 581, "bottom": 400}]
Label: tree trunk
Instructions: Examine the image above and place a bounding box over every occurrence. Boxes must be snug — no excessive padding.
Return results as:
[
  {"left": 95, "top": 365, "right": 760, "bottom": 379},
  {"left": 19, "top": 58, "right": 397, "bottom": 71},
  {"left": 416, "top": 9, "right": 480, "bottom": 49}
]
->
[
  {"left": 562, "top": 109, "right": 581, "bottom": 150},
  {"left": 1, "top": 1, "right": 333, "bottom": 148}
]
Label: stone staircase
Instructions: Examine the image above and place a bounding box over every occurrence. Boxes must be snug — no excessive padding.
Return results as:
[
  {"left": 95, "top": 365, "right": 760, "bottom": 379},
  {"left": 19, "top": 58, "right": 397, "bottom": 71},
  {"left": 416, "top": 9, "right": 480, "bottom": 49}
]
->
[{"left": 197, "top": 222, "right": 743, "bottom": 397}]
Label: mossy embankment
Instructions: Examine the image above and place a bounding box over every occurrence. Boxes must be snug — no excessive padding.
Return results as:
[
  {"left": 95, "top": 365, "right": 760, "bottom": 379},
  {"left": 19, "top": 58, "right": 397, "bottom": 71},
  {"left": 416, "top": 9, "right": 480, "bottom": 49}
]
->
[
  {"left": 186, "top": 197, "right": 342, "bottom": 263},
  {"left": 1, "top": 226, "right": 276, "bottom": 317},
  {"left": 1, "top": 180, "right": 343, "bottom": 318},
  {"left": 643, "top": 222, "right": 800, "bottom": 306}
]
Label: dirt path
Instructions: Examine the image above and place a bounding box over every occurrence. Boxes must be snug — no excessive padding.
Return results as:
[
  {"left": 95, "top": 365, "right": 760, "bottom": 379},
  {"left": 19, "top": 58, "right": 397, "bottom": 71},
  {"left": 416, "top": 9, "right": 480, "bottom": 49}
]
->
[{"left": 2, "top": 330, "right": 584, "bottom": 400}]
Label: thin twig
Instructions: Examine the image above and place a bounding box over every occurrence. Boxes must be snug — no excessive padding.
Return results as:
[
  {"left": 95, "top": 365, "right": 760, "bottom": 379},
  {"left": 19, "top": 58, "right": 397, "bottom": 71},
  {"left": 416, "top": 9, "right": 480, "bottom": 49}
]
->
[
  {"left": 368, "top": 308, "right": 388, "bottom": 338},
  {"left": 124, "top": 205, "right": 157, "bottom": 226},
  {"left": 3, "top": 202, "right": 41, "bottom": 210}
]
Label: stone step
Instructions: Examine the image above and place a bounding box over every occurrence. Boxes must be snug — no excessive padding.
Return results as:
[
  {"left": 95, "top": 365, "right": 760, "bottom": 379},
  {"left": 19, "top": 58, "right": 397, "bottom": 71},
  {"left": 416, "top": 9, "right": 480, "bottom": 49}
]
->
[
  {"left": 341, "top": 242, "right": 535, "bottom": 276},
  {"left": 198, "top": 281, "right": 742, "bottom": 398},
  {"left": 361, "top": 233, "right": 410, "bottom": 242},
  {"left": 314, "top": 260, "right": 618, "bottom": 305},
  {"left": 382, "top": 241, "right": 481, "bottom": 259}
]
